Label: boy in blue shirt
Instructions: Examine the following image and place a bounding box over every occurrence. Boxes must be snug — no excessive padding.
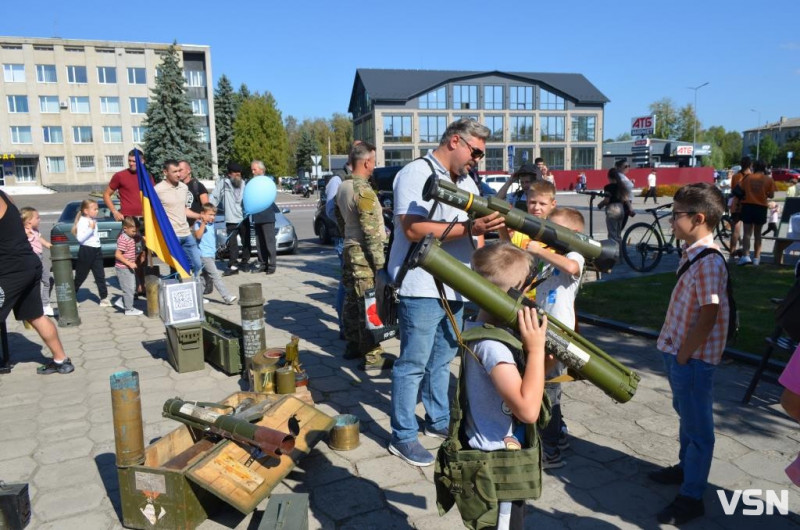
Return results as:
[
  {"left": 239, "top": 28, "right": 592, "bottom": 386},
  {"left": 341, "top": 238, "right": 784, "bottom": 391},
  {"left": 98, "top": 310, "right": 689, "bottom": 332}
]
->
[{"left": 193, "top": 204, "right": 237, "bottom": 304}]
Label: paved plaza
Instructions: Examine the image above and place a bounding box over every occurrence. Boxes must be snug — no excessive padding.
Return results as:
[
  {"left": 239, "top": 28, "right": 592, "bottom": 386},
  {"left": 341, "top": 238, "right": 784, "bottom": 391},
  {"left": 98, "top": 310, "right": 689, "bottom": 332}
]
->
[{"left": 1, "top": 191, "right": 799, "bottom": 529}]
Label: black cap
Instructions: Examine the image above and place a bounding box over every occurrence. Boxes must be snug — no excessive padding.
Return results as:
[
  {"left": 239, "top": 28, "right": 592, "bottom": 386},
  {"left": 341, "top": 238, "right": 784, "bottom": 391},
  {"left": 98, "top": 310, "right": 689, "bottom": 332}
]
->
[
  {"left": 227, "top": 162, "right": 243, "bottom": 174},
  {"left": 514, "top": 164, "right": 542, "bottom": 179}
]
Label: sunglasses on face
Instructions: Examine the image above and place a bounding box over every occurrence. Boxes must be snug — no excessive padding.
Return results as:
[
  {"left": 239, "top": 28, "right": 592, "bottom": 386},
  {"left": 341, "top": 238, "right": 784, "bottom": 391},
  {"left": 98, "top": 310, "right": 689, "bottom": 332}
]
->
[
  {"left": 670, "top": 211, "right": 696, "bottom": 221},
  {"left": 459, "top": 136, "right": 485, "bottom": 160}
]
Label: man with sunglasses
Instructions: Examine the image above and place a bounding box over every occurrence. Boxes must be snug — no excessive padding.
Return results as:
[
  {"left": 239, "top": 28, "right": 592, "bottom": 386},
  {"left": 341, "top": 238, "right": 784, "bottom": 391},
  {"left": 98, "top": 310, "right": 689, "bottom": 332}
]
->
[{"left": 387, "top": 118, "right": 506, "bottom": 466}]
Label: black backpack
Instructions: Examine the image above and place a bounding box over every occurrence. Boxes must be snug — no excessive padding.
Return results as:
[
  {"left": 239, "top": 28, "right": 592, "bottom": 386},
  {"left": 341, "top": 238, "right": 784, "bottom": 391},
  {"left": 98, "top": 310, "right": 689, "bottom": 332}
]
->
[{"left": 676, "top": 248, "right": 739, "bottom": 343}]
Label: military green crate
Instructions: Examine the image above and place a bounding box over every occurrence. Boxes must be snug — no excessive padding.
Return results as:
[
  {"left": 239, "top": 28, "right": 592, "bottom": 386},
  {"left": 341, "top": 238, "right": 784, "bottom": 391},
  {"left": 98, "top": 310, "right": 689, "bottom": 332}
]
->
[
  {"left": 166, "top": 322, "right": 205, "bottom": 373},
  {"left": 258, "top": 493, "right": 309, "bottom": 530},
  {"left": 202, "top": 311, "right": 243, "bottom": 375}
]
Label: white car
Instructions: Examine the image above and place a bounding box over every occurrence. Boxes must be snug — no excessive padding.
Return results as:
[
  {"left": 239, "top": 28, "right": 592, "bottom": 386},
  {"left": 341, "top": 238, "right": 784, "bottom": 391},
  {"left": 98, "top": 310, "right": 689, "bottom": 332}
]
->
[{"left": 484, "top": 174, "right": 512, "bottom": 193}]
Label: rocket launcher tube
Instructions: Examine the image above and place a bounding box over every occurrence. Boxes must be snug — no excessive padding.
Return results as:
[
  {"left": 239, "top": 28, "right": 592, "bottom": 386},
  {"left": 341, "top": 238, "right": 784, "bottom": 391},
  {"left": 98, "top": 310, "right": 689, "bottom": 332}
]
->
[
  {"left": 422, "top": 175, "right": 619, "bottom": 272},
  {"left": 408, "top": 234, "right": 639, "bottom": 403},
  {"left": 163, "top": 398, "right": 295, "bottom": 457}
]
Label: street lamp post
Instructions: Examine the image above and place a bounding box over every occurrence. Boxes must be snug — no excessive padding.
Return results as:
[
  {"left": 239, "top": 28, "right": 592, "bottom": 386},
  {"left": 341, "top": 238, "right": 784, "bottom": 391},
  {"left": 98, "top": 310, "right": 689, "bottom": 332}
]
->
[
  {"left": 750, "top": 109, "right": 761, "bottom": 161},
  {"left": 687, "top": 82, "right": 709, "bottom": 167}
]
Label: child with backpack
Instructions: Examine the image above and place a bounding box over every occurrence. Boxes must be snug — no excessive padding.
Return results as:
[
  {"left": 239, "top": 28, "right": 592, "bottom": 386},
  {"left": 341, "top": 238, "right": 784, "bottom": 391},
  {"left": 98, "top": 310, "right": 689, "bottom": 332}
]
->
[{"left": 649, "top": 183, "right": 732, "bottom": 525}]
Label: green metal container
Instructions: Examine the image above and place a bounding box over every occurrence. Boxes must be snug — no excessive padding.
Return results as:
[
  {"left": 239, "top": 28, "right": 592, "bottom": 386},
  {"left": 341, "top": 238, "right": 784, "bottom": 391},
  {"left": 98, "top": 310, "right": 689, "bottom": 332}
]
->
[
  {"left": 258, "top": 493, "right": 309, "bottom": 530},
  {"left": 50, "top": 243, "right": 80, "bottom": 327},
  {"left": 166, "top": 322, "right": 205, "bottom": 373},
  {"left": 202, "top": 311, "right": 243, "bottom": 375}
]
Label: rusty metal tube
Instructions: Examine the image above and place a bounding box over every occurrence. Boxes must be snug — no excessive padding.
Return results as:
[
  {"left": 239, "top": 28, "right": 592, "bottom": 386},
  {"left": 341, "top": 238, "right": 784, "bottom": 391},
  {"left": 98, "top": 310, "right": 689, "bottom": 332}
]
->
[{"left": 110, "top": 370, "right": 145, "bottom": 466}]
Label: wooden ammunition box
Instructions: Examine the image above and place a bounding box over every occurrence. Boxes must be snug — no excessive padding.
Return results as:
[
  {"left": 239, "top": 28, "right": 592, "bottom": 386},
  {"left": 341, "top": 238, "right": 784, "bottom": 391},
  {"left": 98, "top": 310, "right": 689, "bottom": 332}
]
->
[
  {"left": 259, "top": 493, "right": 309, "bottom": 530},
  {"left": 202, "top": 311, "right": 243, "bottom": 375},
  {"left": 165, "top": 322, "right": 205, "bottom": 373},
  {"left": 118, "top": 392, "right": 333, "bottom": 529}
]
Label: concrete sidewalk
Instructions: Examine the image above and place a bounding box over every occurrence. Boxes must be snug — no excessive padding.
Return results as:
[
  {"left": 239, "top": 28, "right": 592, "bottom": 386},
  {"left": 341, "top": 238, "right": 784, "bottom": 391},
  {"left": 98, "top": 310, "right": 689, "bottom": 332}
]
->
[{"left": 1, "top": 242, "right": 799, "bottom": 529}]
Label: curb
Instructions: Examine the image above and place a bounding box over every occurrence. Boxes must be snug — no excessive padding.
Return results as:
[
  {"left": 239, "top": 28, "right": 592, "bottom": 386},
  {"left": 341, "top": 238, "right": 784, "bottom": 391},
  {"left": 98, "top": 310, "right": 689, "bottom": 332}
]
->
[{"left": 577, "top": 311, "right": 787, "bottom": 372}]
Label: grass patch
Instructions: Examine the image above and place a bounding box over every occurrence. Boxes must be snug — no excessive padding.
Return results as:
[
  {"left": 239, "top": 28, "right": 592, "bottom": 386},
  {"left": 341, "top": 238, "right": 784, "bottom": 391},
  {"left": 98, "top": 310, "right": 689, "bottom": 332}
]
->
[{"left": 578, "top": 263, "right": 796, "bottom": 359}]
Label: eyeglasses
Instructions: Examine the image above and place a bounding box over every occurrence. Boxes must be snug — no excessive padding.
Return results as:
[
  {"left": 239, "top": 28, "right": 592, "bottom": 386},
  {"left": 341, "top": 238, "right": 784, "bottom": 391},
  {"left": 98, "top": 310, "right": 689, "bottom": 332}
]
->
[
  {"left": 458, "top": 136, "right": 485, "bottom": 160},
  {"left": 670, "top": 211, "right": 696, "bottom": 221}
]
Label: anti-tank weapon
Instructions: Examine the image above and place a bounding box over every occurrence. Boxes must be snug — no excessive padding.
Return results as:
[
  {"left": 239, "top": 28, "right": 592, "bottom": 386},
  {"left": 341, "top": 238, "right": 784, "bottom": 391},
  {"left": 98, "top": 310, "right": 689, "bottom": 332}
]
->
[
  {"left": 163, "top": 398, "right": 295, "bottom": 457},
  {"left": 422, "top": 176, "right": 618, "bottom": 272},
  {"left": 408, "top": 234, "right": 639, "bottom": 403}
]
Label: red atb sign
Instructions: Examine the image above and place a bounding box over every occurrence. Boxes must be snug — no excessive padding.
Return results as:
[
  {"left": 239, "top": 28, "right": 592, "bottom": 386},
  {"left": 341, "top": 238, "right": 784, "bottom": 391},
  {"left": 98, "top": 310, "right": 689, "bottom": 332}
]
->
[{"left": 631, "top": 115, "right": 655, "bottom": 136}]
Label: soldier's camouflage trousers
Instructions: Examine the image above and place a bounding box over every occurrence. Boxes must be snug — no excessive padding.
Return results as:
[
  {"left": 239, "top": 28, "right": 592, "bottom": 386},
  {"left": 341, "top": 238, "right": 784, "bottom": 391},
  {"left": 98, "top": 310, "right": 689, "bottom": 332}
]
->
[{"left": 342, "top": 245, "right": 380, "bottom": 355}]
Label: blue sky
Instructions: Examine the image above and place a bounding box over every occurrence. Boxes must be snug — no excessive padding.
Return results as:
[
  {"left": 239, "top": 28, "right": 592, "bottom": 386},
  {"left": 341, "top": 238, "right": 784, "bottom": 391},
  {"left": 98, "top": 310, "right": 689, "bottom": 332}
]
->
[{"left": 9, "top": 0, "right": 799, "bottom": 139}]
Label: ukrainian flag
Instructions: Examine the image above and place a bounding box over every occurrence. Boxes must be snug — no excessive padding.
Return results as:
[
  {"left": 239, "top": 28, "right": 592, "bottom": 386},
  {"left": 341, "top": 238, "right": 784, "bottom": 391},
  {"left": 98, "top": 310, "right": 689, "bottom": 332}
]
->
[{"left": 135, "top": 150, "right": 191, "bottom": 278}]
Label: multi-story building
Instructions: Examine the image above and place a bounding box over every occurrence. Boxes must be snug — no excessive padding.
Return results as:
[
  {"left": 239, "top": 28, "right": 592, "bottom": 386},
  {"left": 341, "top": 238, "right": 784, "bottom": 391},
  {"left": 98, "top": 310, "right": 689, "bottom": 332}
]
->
[
  {"left": 743, "top": 116, "right": 800, "bottom": 158},
  {"left": 348, "top": 69, "right": 608, "bottom": 171},
  {"left": 0, "top": 36, "right": 215, "bottom": 190}
]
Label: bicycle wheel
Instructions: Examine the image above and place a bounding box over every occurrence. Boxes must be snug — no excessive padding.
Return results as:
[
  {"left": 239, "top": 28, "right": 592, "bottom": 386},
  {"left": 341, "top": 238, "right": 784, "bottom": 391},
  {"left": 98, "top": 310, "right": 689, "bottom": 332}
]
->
[
  {"left": 715, "top": 214, "right": 732, "bottom": 252},
  {"left": 622, "top": 222, "right": 664, "bottom": 272}
]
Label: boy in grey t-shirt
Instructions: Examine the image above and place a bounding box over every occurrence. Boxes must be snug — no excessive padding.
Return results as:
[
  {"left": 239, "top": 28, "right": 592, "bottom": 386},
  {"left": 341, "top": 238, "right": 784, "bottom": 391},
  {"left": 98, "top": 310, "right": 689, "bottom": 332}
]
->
[{"left": 465, "top": 242, "right": 551, "bottom": 529}]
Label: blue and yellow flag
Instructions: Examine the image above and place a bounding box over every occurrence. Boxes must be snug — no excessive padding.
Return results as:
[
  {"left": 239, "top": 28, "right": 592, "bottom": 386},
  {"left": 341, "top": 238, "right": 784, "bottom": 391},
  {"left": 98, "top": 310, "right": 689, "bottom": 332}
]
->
[{"left": 135, "top": 150, "right": 191, "bottom": 278}]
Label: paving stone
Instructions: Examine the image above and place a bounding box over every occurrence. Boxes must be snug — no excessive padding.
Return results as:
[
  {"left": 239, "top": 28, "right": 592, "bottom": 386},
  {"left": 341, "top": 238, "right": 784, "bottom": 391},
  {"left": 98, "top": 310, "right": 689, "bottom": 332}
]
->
[
  {"left": 734, "top": 450, "right": 796, "bottom": 483},
  {"left": 34, "top": 436, "right": 93, "bottom": 464},
  {"left": 35, "top": 482, "right": 107, "bottom": 521},
  {"left": 0, "top": 417, "right": 40, "bottom": 441},
  {"left": 0, "top": 438, "right": 39, "bottom": 461},
  {"left": 36, "top": 510, "right": 117, "bottom": 530},
  {"left": 338, "top": 508, "right": 413, "bottom": 529},
  {"left": 356, "top": 454, "right": 424, "bottom": 488},
  {"left": 38, "top": 420, "right": 89, "bottom": 442},
  {"left": 37, "top": 403, "right": 89, "bottom": 425},
  {"left": 383, "top": 479, "right": 440, "bottom": 521},
  {"left": 0, "top": 455, "right": 37, "bottom": 482},
  {"left": 313, "top": 477, "right": 385, "bottom": 521},
  {"left": 33, "top": 457, "right": 102, "bottom": 490}
]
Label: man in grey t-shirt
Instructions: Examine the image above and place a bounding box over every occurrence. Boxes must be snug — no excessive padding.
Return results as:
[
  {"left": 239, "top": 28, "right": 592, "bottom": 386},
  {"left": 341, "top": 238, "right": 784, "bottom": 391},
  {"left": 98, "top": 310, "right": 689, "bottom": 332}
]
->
[{"left": 387, "top": 118, "right": 505, "bottom": 467}]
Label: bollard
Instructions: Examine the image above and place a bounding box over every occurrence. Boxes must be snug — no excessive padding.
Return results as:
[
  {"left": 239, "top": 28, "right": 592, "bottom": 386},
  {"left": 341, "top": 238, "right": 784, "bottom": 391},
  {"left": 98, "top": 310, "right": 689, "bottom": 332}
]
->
[
  {"left": 110, "top": 370, "right": 145, "bottom": 467},
  {"left": 144, "top": 274, "right": 160, "bottom": 319},
  {"left": 239, "top": 283, "right": 266, "bottom": 391},
  {"left": 50, "top": 244, "right": 81, "bottom": 327}
]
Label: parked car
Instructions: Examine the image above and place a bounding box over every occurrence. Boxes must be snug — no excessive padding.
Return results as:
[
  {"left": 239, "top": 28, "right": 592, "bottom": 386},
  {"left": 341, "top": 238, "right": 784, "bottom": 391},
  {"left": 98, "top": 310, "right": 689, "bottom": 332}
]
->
[
  {"left": 214, "top": 203, "right": 297, "bottom": 257},
  {"left": 292, "top": 178, "right": 311, "bottom": 195},
  {"left": 50, "top": 199, "right": 123, "bottom": 264},
  {"left": 484, "top": 174, "right": 512, "bottom": 193},
  {"left": 771, "top": 168, "right": 800, "bottom": 182},
  {"left": 313, "top": 198, "right": 339, "bottom": 244}
]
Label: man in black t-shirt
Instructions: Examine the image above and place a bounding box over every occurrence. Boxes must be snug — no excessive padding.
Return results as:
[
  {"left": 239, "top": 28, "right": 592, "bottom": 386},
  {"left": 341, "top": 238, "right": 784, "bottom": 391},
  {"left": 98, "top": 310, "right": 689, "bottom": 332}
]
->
[
  {"left": 179, "top": 160, "right": 208, "bottom": 224},
  {"left": 0, "top": 190, "right": 74, "bottom": 374}
]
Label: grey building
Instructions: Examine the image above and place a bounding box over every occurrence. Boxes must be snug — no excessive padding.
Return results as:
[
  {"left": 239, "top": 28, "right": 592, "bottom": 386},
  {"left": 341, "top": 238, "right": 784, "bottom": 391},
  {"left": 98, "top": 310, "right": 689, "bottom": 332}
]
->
[
  {"left": 0, "top": 36, "right": 216, "bottom": 190},
  {"left": 602, "top": 139, "right": 708, "bottom": 168},
  {"left": 348, "top": 69, "right": 608, "bottom": 171},
  {"left": 743, "top": 116, "right": 800, "bottom": 158}
]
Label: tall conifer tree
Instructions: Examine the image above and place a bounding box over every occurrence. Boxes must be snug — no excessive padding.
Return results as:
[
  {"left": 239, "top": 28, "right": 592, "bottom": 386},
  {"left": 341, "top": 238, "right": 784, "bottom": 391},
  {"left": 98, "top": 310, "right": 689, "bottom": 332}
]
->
[{"left": 214, "top": 74, "right": 236, "bottom": 174}]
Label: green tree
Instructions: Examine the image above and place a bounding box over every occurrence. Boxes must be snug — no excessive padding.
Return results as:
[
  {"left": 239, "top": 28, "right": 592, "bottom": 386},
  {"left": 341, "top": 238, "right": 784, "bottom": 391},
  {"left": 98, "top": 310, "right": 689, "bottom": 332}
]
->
[
  {"left": 614, "top": 132, "right": 632, "bottom": 142},
  {"left": 214, "top": 74, "right": 236, "bottom": 175},
  {"left": 705, "top": 126, "right": 743, "bottom": 168},
  {"left": 755, "top": 136, "right": 779, "bottom": 165},
  {"left": 677, "top": 104, "right": 699, "bottom": 142},
  {"left": 777, "top": 133, "right": 800, "bottom": 168},
  {"left": 143, "top": 43, "right": 211, "bottom": 179},
  {"left": 330, "top": 113, "right": 354, "bottom": 154},
  {"left": 295, "top": 130, "right": 318, "bottom": 175},
  {"left": 234, "top": 83, "right": 251, "bottom": 115},
  {"left": 285, "top": 115, "right": 300, "bottom": 174},
  {"left": 649, "top": 98, "right": 680, "bottom": 139},
  {"left": 232, "top": 92, "right": 289, "bottom": 177}
]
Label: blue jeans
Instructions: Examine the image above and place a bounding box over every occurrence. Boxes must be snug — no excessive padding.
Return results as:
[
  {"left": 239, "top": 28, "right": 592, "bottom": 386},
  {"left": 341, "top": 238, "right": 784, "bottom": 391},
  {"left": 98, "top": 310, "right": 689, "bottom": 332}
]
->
[
  {"left": 391, "top": 296, "right": 463, "bottom": 444},
  {"left": 662, "top": 353, "right": 716, "bottom": 499},
  {"left": 178, "top": 235, "right": 203, "bottom": 277},
  {"left": 333, "top": 237, "right": 345, "bottom": 332}
]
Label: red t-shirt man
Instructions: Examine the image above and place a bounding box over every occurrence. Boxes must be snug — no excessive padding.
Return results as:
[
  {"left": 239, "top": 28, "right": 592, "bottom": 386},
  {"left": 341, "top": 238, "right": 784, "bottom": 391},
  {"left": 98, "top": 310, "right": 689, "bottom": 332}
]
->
[{"left": 103, "top": 150, "right": 154, "bottom": 220}]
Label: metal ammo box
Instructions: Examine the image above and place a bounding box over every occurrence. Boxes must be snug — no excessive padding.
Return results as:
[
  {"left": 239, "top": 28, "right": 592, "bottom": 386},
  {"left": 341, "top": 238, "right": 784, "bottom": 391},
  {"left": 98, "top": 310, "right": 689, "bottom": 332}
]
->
[
  {"left": 259, "top": 493, "right": 309, "bottom": 530},
  {"left": 202, "top": 310, "right": 243, "bottom": 375},
  {"left": 165, "top": 322, "right": 205, "bottom": 373},
  {"left": 0, "top": 481, "right": 30, "bottom": 530}
]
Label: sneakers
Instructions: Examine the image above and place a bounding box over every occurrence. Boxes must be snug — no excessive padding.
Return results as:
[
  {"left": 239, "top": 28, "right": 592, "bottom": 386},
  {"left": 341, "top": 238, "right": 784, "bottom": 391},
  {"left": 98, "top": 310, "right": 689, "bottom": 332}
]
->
[
  {"left": 125, "top": 308, "right": 144, "bottom": 316},
  {"left": 203, "top": 298, "right": 210, "bottom": 304},
  {"left": 42, "top": 305, "right": 54, "bottom": 317},
  {"left": 752, "top": 257, "right": 760, "bottom": 266},
  {"left": 656, "top": 495, "right": 704, "bottom": 525},
  {"left": 251, "top": 263, "right": 266, "bottom": 273},
  {"left": 113, "top": 298, "right": 125, "bottom": 310},
  {"left": 648, "top": 464, "right": 684, "bottom": 485},
  {"left": 542, "top": 450, "right": 565, "bottom": 470},
  {"left": 423, "top": 426, "right": 449, "bottom": 439},
  {"left": 388, "top": 440, "right": 434, "bottom": 467},
  {"left": 361, "top": 350, "right": 393, "bottom": 372},
  {"left": 223, "top": 265, "right": 239, "bottom": 276},
  {"left": 557, "top": 429, "right": 570, "bottom": 451},
  {"left": 98, "top": 298, "right": 112, "bottom": 307},
  {"left": 224, "top": 295, "right": 238, "bottom": 305},
  {"left": 37, "top": 358, "right": 75, "bottom": 375},
  {"left": 737, "top": 255, "right": 752, "bottom": 266}
]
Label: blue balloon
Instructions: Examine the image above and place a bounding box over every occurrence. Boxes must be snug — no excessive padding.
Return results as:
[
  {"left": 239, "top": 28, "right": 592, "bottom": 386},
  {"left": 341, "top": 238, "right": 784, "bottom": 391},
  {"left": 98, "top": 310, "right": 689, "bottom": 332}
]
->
[{"left": 243, "top": 176, "right": 277, "bottom": 215}]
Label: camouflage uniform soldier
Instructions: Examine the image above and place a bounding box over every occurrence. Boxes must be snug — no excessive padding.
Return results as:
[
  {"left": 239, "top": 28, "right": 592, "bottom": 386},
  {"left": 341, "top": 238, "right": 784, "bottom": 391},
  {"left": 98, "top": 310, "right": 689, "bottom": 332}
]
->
[{"left": 335, "top": 142, "right": 390, "bottom": 371}]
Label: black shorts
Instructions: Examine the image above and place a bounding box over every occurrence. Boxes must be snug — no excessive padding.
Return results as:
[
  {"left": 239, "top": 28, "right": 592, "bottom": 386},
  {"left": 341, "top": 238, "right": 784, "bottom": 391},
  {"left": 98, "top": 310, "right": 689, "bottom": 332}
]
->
[
  {"left": 740, "top": 203, "right": 768, "bottom": 225},
  {"left": 730, "top": 211, "right": 742, "bottom": 225},
  {"left": 0, "top": 263, "right": 43, "bottom": 322}
]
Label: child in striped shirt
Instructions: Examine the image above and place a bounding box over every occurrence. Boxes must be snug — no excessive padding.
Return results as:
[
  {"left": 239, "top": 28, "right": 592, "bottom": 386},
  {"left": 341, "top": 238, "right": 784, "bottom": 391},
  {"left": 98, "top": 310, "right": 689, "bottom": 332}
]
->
[{"left": 115, "top": 217, "right": 142, "bottom": 315}]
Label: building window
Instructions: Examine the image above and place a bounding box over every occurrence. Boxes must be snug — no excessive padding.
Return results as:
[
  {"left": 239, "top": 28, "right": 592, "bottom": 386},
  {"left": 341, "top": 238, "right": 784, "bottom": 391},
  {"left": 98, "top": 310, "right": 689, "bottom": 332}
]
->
[
  {"left": 485, "top": 148, "right": 504, "bottom": 172},
  {"left": 10, "top": 126, "right": 32, "bottom": 144},
  {"left": 125, "top": 48, "right": 145, "bottom": 55},
  {"left": 384, "top": 149, "right": 413, "bottom": 167},
  {"left": 100, "top": 96, "right": 120, "bottom": 114},
  {"left": 69, "top": 96, "right": 90, "bottom": 113},
  {"left": 1, "top": 44, "right": 22, "bottom": 50},
  {"left": 7, "top": 95, "right": 28, "bottom": 113},
  {"left": 510, "top": 116, "right": 533, "bottom": 141},
  {"left": 36, "top": 64, "right": 57, "bottom": 83},
  {"left": 105, "top": 155, "right": 125, "bottom": 170},
  {"left": 571, "top": 115, "right": 596, "bottom": 142},
  {"left": 103, "top": 126, "right": 123, "bottom": 144},
  {"left": 571, "top": 147, "right": 595, "bottom": 170},
  {"left": 419, "top": 87, "right": 446, "bottom": 110},
  {"left": 132, "top": 126, "right": 147, "bottom": 143},
  {"left": 127, "top": 67, "right": 146, "bottom": 84},
  {"left": 197, "top": 127, "right": 210, "bottom": 143},
  {"left": 485, "top": 115, "right": 504, "bottom": 142},
  {"left": 73, "top": 126, "right": 93, "bottom": 143},
  {"left": 39, "top": 96, "right": 60, "bottom": 113},
  {"left": 185, "top": 70, "right": 206, "bottom": 87},
  {"left": 130, "top": 97, "right": 148, "bottom": 114},
  {"left": 453, "top": 84, "right": 478, "bottom": 110},
  {"left": 15, "top": 164, "right": 36, "bottom": 183},
  {"left": 97, "top": 66, "right": 117, "bottom": 84},
  {"left": 66, "top": 65, "right": 87, "bottom": 84},
  {"left": 43, "top": 126, "right": 63, "bottom": 144},
  {"left": 3, "top": 64, "right": 25, "bottom": 82},
  {"left": 95, "top": 47, "right": 114, "bottom": 54},
  {"left": 64, "top": 46, "right": 84, "bottom": 53},
  {"left": 33, "top": 45, "right": 54, "bottom": 51},
  {"left": 383, "top": 115, "right": 412, "bottom": 143},
  {"left": 75, "top": 156, "right": 96, "bottom": 171},
  {"left": 513, "top": 148, "right": 534, "bottom": 169},
  {"left": 419, "top": 115, "right": 447, "bottom": 143},
  {"left": 191, "top": 99, "right": 208, "bottom": 116},
  {"left": 509, "top": 86, "right": 533, "bottom": 110},
  {"left": 539, "top": 88, "right": 565, "bottom": 110},
  {"left": 541, "top": 116, "right": 565, "bottom": 142},
  {"left": 46, "top": 156, "right": 66, "bottom": 173},
  {"left": 483, "top": 85, "right": 503, "bottom": 110},
  {"left": 541, "top": 148, "right": 565, "bottom": 170}
]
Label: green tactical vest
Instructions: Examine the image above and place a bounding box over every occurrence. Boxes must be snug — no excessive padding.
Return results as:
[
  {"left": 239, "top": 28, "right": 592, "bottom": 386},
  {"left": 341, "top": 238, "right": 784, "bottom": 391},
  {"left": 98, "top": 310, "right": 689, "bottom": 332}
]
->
[{"left": 434, "top": 324, "right": 551, "bottom": 530}]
